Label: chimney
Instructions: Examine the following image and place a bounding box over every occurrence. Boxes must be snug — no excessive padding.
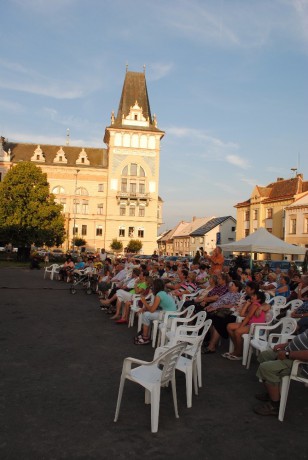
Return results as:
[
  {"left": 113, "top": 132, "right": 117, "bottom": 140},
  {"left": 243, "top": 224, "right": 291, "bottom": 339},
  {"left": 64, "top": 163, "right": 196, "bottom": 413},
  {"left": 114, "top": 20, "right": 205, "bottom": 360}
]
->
[
  {"left": 192, "top": 216, "right": 196, "bottom": 221},
  {"left": 276, "top": 177, "right": 284, "bottom": 182},
  {"left": 297, "top": 173, "right": 303, "bottom": 180}
]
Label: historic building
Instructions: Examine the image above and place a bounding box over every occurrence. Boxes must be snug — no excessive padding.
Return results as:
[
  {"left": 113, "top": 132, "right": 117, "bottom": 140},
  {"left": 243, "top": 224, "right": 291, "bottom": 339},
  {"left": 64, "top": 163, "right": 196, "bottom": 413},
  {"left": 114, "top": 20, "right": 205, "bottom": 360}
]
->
[
  {"left": 0, "top": 70, "right": 164, "bottom": 254},
  {"left": 157, "top": 215, "right": 236, "bottom": 256},
  {"left": 234, "top": 174, "right": 308, "bottom": 256}
]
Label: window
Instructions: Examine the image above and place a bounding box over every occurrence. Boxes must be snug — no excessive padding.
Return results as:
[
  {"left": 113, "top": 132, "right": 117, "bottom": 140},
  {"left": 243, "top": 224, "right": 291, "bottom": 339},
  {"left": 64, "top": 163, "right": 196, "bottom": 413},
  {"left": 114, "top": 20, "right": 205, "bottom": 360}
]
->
[
  {"left": 97, "top": 203, "right": 104, "bottom": 215},
  {"left": 266, "top": 208, "right": 273, "bottom": 219},
  {"left": 59, "top": 156, "right": 63, "bottom": 162},
  {"left": 129, "top": 227, "right": 135, "bottom": 237},
  {"left": 253, "top": 210, "right": 258, "bottom": 220},
  {"left": 82, "top": 225, "right": 87, "bottom": 236},
  {"left": 139, "top": 207, "right": 145, "bottom": 217},
  {"left": 96, "top": 226, "right": 103, "bottom": 236},
  {"left": 130, "top": 163, "right": 137, "bottom": 176},
  {"left": 120, "top": 205, "right": 126, "bottom": 216},
  {"left": 244, "top": 211, "right": 250, "bottom": 221},
  {"left": 0, "top": 173, "right": 2, "bottom": 182},
  {"left": 138, "top": 229, "right": 144, "bottom": 238},
  {"left": 98, "top": 183, "right": 104, "bottom": 192},
  {"left": 73, "top": 225, "right": 78, "bottom": 235},
  {"left": 73, "top": 200, "right": 80, "bottom": 214},
  {"left": 305, "top": 217, "right": 308, "bottom": 233},
  {"left": 129, "top": 206, "right": 135, "bottom": 217},
  {"left": 267, "top": 228, "right": 272, "bottom": 233},
  {"left": 52, "top": 186, "right": 65, "bottom": 194},
  {"left": 290, "top": 218, "right": 296, "bottom": 234},
  {"left": 130, "top": 182, "right": 137, "bottom": 193},
  {"left": 119, "top": 227, "right": 125, "bottom": 237},
  {"left": 245, "top": 229, "right": 249, "bottom": 237},
  {"left": 60, "top": 198, "right": 66, "bottom": 212},
  {"left": 139, "top": 182, "right": 145, "bottom": 194},
  {"left": 76, "top": 187, "right": 89, "bottom": 196},
  {"left": 121, "top": 179, "right": 127, "bottom": 192},
  {"left": 231, "top": 226, "right": 235, "bottom": 232},
  {"left": 199, "top": 237, "right": 204, "bottom": 243},
  {"left": 81, "top": 200, "right": 88, "bottom": 214}
]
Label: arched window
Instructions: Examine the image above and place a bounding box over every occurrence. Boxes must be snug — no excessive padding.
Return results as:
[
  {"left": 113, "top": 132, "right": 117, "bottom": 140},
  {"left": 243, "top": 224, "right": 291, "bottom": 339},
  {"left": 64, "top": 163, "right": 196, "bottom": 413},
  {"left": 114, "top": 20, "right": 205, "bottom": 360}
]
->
[
  {"left": 76, "top": 187, "right": 89, "bottom": 196},
  {"left": 52, "top": 186, "right": 65, "bottom": 194},
  {"left": 120, "top": 164, "right": 147, "bottom": 195}
]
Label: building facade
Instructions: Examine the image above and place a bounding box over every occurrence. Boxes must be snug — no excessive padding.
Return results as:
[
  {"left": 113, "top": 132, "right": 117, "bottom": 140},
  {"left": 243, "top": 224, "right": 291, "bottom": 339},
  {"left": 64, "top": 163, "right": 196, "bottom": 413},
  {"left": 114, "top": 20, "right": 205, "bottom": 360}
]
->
[
  {"left": 234, "top": 174, "right": 308, "bottom": 258},
  {"left": 157, "top": 216, "right": 236, "bottom": 256},
  {"left": 285, "top": 192, "right": 308, "bottom": 248},
  {"left": 0, "top": 70, "right": 164, "bottom": 254}
]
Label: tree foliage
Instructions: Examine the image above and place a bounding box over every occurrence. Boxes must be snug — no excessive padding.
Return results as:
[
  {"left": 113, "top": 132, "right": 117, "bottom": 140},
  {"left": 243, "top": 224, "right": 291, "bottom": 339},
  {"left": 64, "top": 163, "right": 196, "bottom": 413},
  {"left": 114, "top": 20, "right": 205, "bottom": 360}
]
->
[
  {"left": 110, "top": 238, "right": 123, "bottom": 252},
  {"left": 0, "top": 162, "right": 65, "bottom": 247},
  {"left": 126, "top": 239, "right": 142, "bottom": 253},
  {"left": 72, "top": 237, "right": 86, "bottom": 247}
]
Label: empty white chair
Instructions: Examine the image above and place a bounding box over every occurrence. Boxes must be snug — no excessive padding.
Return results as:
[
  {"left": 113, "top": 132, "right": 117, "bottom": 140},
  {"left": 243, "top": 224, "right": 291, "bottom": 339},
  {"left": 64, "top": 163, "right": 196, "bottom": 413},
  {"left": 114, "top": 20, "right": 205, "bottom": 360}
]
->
[
  {"left": 44, "top": 263, "right": 60, "bottom": 280},
  {"left": 279, "top": 360, "right": 308, "bottom": 421},
  {"left": 114, "top": 342, "right": 187, "bottom": 433},
  {"left": 246, "top": 318, "right": 298, "bottom": 369},
  {"left": 154, "top": 319, "right": 212, "bottom": 408},
  {"left": 154, "top": 305, "right": 195, "bottom": 348}
]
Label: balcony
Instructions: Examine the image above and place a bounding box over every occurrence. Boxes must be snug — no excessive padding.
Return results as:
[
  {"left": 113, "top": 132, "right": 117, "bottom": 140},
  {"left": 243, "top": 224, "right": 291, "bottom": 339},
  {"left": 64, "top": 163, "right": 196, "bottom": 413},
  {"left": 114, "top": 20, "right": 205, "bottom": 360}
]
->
[{"left": 116, "top": 191, "right": 151, "bottom": 205}]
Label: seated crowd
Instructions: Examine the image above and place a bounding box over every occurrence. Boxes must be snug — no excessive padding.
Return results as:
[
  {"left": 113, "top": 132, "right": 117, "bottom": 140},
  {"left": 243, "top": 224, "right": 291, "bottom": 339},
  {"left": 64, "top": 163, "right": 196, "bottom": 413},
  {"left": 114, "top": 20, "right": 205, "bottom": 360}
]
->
[{"left": 48, "top": 247, "right": 308, "bottom": 417}]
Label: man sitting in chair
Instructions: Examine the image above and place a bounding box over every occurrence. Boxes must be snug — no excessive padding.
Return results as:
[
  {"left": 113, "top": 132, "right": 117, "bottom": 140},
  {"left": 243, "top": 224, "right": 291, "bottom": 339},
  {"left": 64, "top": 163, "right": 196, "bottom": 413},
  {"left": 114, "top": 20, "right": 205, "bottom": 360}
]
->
[{"left": 254, "top": 329, "right": 308, "bottom": 416}]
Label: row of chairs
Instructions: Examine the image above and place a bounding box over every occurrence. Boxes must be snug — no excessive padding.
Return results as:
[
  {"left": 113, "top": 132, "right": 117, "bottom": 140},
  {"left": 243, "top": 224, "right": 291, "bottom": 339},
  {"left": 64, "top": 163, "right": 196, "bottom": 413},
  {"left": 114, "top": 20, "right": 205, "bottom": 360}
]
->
[
  {"left": 114, "top": 295, "right": 212, "bottom": 432},
  {"left": 234, "top": 295, "right": 307, "bottom": 421}
]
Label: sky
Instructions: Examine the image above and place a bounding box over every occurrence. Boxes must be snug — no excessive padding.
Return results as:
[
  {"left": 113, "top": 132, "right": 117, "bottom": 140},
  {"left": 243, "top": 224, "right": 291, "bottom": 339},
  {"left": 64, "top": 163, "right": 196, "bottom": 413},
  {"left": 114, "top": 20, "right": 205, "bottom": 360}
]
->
[{"left": 1, "top": 0, "right": 308, "bottom": 232}]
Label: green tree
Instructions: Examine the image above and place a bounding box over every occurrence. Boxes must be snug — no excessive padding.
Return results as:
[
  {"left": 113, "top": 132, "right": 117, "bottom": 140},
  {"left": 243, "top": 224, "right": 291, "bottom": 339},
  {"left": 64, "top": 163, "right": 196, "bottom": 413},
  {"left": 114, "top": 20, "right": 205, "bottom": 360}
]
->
[
  {"left": 110, "top": 238, "right": 123, "bottom": 253},
  {"left": 0, "top": 162, "right": 65, "bottom": 256},
  {"left": 126, "top": 239, "right": 142, "bottom": 253},
  {"left": 72, "top": 237, "right": 86, "bottom": 248}
]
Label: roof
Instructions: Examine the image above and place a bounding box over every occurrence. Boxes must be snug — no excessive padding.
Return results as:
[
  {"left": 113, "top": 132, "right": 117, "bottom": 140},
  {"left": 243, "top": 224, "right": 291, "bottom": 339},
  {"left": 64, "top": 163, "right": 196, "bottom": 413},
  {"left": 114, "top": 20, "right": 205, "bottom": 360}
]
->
[
  {"left": 235, "top": 175, "right": 308, "bottom": 207},
  {"left": 285, "top": 192, "right": 308, "bottom": 209},
  {"left": 190, "top": 216, "right": 235, "bottom": 236},
  {"left": 107, "top": 71, "right": 163, "bottom": 133},
  {"left": 173, "top": 217, "right": 212, "bottom": 238},
  {"left": 3, "top": 142, "right": 108, "bottom": 168},
  {"left": 220, "top": 227, "right": 306, "bottom": 255}
]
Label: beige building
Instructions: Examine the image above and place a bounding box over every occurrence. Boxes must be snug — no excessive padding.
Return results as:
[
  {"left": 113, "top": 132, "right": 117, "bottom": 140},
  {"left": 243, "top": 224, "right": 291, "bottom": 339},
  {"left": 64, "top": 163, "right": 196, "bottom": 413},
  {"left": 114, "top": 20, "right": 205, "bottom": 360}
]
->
[
  {"left": 0, "top": 70, "right": 164, "bottom": 254},
  {"left": 157, "top": 216, "right": 236, "bottom": 256},
  {"left": 234, "top": 174, "right": 308, "bottom": 258},
  {"left": 285, "top": 192, "right": 308, "bottom": 248}
]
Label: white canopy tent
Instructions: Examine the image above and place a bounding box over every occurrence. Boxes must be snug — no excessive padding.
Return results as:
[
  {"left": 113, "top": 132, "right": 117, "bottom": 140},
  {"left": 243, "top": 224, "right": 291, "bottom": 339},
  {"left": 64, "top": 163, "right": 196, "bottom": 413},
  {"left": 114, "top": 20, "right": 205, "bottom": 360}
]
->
[{"left": 220, "top": 227, "right": 307, "bottom": 256}]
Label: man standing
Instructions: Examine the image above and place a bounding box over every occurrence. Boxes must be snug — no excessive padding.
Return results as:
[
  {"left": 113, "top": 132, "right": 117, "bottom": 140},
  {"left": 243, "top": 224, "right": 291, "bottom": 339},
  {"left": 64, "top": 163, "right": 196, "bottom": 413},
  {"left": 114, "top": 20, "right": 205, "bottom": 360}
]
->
[
  {"left": 205, "top": 246, "right": 224, "bottom": 274},
  {"left": 254, "top": 329, "right": 308, "bottom": 416},
  {"left": 99, "top": 248, "right": 107, "bottom": 263}
]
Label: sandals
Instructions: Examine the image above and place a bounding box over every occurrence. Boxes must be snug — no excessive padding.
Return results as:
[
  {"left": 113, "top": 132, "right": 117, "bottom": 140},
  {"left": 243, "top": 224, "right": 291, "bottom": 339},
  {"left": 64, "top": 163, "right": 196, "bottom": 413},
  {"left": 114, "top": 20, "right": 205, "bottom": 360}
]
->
[
  {"left": 226, "top": 354, "right": 243, "bottom": 361},
  {"left": 134, "top": 335, "right": 151, "bottom": 345}
]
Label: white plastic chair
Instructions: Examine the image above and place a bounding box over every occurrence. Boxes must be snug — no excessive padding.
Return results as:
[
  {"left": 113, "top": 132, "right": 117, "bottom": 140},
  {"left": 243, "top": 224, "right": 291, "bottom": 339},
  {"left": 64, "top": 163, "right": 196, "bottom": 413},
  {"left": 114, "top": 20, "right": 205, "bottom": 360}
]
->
[
  {"left": 279, "top": 360, "right": 308, "bottom": 421},
  {"left": 246, "top": 317, "right": 298, "bottom": 369},
  {"left": 154, "top": 305, "right": 195, "bottom": 348},
  {"left": 128, "top": 293, "right": 154, "bottom": 328},
  {"left": 44, "top": 264, "right": 60, "bottom": 280},
  {"left": 285, "top": 299, "right": 304, "bottom": 317},
  {"left": 154, "top": 319, "right": 212, "bottom": 408},
  {"left": 114, "top": 342, "right": 187, "bottom": 433},
  {"left": 268, "top": 296, "right": 287, "bottom": 319}
]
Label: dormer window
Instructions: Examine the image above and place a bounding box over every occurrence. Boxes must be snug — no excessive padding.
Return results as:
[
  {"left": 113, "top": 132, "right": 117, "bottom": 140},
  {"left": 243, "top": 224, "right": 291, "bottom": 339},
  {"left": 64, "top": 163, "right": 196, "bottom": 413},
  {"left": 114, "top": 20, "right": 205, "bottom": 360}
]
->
[
  {"left": 31, "top": 145, "right": 45, "bottom": 163},
  {"left": 53, "top": 147, "right": 67, "bottom": 164},
  {"left": 76, "top": 148, "right": 90, "bottom": 165}
]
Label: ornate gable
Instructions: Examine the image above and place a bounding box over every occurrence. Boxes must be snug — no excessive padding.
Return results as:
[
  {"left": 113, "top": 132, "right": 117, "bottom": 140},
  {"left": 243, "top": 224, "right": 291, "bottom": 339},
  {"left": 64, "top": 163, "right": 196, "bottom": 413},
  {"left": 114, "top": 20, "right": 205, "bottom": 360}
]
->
[
  {"left": 53, "top": 147, "right": 68, "bottom": 164},
  {"left": 30, "top": 145, "right": 45, "bottom": 163}
]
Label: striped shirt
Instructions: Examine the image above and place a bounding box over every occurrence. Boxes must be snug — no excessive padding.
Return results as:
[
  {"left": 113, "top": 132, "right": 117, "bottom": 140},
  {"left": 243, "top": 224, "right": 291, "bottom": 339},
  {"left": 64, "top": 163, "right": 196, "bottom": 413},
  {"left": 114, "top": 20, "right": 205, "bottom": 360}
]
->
[{"left": 286, "top": 329, "right": 308, "bottom": 377}]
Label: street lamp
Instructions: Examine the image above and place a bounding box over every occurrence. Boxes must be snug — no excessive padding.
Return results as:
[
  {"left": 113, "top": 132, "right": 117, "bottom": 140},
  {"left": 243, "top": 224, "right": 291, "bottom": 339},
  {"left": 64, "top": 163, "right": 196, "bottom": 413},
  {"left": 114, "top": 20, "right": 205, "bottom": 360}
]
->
[{"left": 72, "top": 169, "right": 80, "bottom": 252}]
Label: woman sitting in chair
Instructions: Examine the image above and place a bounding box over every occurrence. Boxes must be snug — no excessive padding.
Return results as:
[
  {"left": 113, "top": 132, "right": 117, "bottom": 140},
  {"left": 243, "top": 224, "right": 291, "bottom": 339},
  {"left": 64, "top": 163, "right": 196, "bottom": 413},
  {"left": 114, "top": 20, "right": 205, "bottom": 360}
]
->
[{"left": 135, "top": 279, "right": 177, "bottom": 345}]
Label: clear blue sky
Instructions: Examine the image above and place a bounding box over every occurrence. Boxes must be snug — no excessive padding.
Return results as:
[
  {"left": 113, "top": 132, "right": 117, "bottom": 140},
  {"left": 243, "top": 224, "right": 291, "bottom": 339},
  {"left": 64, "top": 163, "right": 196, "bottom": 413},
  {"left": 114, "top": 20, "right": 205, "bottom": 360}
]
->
[{"left": 1, "top": 0, "right": 307, "bottom": 231}]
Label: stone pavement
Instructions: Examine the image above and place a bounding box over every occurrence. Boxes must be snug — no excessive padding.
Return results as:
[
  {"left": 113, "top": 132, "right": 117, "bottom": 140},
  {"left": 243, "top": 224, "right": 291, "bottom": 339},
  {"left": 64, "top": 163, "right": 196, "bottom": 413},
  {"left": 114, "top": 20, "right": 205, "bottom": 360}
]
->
[{"left": 1, "top": 267, "right": 307, "bottom": 460}]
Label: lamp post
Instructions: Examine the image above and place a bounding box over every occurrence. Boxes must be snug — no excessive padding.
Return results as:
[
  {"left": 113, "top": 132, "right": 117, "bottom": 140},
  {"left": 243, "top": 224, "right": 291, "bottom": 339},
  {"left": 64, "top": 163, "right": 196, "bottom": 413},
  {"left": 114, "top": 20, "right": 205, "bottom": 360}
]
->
[{"left": 72, "top": 169, "right": 80, "bottom": 253}]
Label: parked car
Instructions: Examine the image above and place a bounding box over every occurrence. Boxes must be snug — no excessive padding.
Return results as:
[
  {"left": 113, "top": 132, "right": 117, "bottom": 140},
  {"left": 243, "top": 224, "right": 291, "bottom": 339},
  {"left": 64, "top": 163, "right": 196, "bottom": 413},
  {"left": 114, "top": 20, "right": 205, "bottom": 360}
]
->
[{"left": 51, "top": 249, "right": 65, "bottom": 259}]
